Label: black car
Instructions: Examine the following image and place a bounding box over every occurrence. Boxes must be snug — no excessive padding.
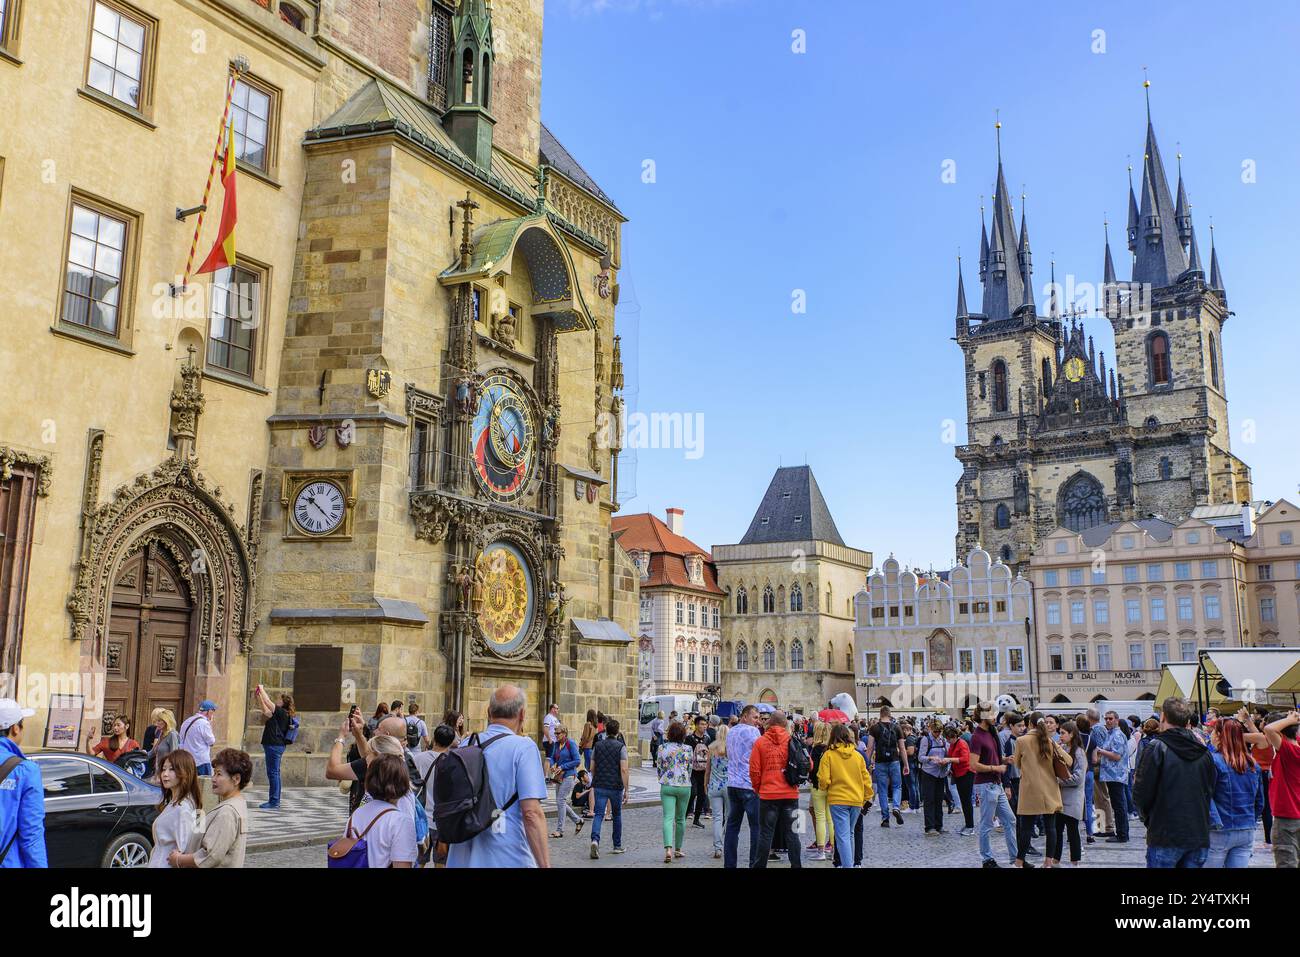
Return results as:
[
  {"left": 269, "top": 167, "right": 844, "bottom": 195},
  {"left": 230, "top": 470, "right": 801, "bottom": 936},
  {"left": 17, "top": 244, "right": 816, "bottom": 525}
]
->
[{"left": 30, "top": 751, "right": 161, "bottom": 867}]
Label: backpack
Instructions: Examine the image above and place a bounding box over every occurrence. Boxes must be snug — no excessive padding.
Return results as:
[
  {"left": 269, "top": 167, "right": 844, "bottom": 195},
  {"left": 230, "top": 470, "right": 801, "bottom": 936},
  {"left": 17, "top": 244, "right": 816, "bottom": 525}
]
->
[
  {"left": 406, "top": 717, "right": 422, "bottom": 750},
  {"left": 327, "top": 807, "right": 395, "bottom": 868},
  {"left": 0, "top": 756, "right": 24, "bottom": 865},
  {"left": 874, "top": 722, "right": 899, "bottom": 762},
  {"left": 283, "top": 715, "right": 300, "bottom": 744},
  {"left": 691, "top": 740, "right": 709, "bottom": 772},
  {"left": 431, "top": 732, "right": 518, "bottom": 844},
  {"left": 405, "top": 754, "right": 432, "bottom": 845},
  {"left": 783, "top": 737, "right": 811, "bottom": 787}
]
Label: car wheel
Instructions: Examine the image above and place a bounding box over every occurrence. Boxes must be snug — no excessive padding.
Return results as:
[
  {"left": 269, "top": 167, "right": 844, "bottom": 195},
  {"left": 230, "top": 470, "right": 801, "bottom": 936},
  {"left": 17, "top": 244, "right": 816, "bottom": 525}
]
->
[{"left": 103, "top": 832, "right": 152, "bottom": 868}]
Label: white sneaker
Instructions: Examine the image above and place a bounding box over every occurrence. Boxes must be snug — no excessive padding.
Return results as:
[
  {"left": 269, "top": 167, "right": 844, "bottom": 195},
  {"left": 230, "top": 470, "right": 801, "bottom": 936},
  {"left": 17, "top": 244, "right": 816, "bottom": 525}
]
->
[{"left": 808, "top": 849, "right": 826, "bottom": 861}]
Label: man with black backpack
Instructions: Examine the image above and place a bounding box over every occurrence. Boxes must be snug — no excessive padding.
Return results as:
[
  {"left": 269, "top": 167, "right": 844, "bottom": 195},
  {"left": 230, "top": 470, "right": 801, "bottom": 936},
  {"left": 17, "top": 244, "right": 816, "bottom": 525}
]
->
[
  {"left": 405, "top": 703, "right": 430, "bottom": 751},
  {"left": 747, "top": 710, "right": 805, "bottom": 869},
  {"left": 440, "top": 685, "right": 550, "bottom": 868},
  {"left": 867, "top": 706, "right": 909, "bottom": 828}
]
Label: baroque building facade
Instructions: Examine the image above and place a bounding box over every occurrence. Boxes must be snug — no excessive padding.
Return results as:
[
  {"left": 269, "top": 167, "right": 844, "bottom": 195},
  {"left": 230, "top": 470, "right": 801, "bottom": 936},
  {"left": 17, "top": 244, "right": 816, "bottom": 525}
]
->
[
  {"left": 0, "top": 0, "right": 639, "bottom": 776},
  {"left": 612, "top": 508, "right": 724, "bottom": 701},
  {"left": 1028, "top": 500, "right": 1299, "bottom": 704},
  {"left": 716, "top": 467, "right": 871, "bottom": 715},
  {"left": 852, "top": 548, "right": 1034, "bottom": 716},
  {"left": 954, "top": 104, "right": 1251, "bottom": 575}
]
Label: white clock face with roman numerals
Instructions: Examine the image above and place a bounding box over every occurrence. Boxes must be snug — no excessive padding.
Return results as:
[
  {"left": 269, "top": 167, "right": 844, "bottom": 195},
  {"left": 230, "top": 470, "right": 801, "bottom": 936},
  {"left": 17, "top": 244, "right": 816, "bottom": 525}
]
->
[{"left": 292, "top": 481, "right": 346, "bottom": 536}]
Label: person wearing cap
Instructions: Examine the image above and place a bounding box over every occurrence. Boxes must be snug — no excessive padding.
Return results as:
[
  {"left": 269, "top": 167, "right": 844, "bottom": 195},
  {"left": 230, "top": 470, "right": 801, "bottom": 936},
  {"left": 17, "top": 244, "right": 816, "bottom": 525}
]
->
[
  {"left": 0, "top": 698, "right": 46, "bottom": 868},
  {"left": 179, "top": 700, "right": 219, "bottom": 776}
]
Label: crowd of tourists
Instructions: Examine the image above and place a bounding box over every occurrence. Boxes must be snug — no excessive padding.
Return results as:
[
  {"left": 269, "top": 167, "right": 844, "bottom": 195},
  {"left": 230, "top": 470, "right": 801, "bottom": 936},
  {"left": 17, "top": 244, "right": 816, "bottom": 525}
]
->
[{"left": 1, "top": 685, "right": 1297, "bottom": 870}]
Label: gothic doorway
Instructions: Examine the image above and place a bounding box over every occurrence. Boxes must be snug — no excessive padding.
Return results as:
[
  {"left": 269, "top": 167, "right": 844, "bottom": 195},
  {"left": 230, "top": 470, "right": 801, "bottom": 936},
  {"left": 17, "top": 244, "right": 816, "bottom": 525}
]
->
[{"left": 103, "top": 542, "right": 193, "bottom": 741}]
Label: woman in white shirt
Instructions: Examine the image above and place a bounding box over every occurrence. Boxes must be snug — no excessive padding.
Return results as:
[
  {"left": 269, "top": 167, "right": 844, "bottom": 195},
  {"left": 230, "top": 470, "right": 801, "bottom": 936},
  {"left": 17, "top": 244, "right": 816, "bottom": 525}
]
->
[
  {"left": 150, "top": 749, "right": 201, "bottom": 867},
  {"left": 346, "top": 753, "right": 418, "bottom": 868}
]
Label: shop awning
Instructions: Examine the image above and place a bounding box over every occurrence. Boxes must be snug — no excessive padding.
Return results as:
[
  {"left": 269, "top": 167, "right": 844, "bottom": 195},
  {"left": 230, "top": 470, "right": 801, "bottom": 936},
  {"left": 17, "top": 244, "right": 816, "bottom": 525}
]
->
[
  {"left": 1155, "top": 662, "right": 1201, "bottom": 702},
  {"left": 1202, "top": 649, "right": 1300, "bottom": 697}
]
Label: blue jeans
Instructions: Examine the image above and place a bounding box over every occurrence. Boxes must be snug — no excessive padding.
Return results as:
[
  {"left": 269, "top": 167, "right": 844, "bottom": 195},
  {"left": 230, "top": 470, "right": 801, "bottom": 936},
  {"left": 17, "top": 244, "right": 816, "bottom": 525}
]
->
[
  {"left": 1206, "top": 828, "right": 1253, "bottom": 868},
  {"left": 829, "top": 804, "right": 862, "bottom": 868},
  {"left": 195, "top": 763, "right": 212, "bottom": 776},
  {"left": 1104, "top": 780, "right": 1130, "bottom": 840},
  {"left": 1147, "top": 845, "right": 1208, "bottom": 868},
  {"left": 724, "top": 786, "right": 760, "bottom": 869},
  {"left": 905, "top": 765, "right": 920, "bottom": 809},
  {"left": 589, "top": 787, "right": 622, "bottom": 848},
  {"left": 1084, "top": 771, "right": 1095, "bottom": 836},
  {"left": 977, "top": 782, "right": 1018, "bottom": 863},
  {"left": 262, "top": 744, "right": 285, "bottom": 805},
  {"left": 872, "top": 760, "right": 902, "bottom": 819},
  {"left": 709, "top": 792, "right": 727, "bottom": 853},
  {"left": 582, "top": 748, "right": 592, "bottom": 770},
  {"left": 1125, "top": 771, "right": 1136, "bottom": 817}
]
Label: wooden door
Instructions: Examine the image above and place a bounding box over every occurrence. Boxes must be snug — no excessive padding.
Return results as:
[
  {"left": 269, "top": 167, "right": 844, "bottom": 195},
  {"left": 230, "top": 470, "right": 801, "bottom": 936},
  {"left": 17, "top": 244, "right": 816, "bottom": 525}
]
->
[{"left": 102, "top": 543, "right": 192, "bottom": 741}]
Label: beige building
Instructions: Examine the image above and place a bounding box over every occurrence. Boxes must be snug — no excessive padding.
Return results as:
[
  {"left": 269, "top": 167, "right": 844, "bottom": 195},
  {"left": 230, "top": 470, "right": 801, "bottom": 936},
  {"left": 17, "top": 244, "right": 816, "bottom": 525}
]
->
[
  {"left": 0, "top": 0, "right": 640, "bottom": 779},
  {"left": 716, "top": 467, "right": 871, "bottom": 715},
  {"left": 853, "top": 548, "right": 1034, "bottom": 715},
  {"left": 612, "top": 509, "right": 724, "bottom": 701},
  {"left": 0, "top": 0, "right": 321, "bottom": 749},
  {"left": 1029, "top": 500, "right": 1300, "bottom": 705}
]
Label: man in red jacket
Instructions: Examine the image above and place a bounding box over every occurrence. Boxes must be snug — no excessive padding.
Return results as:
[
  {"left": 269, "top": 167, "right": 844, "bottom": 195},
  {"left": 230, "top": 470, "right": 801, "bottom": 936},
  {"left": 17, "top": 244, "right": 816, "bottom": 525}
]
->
[{"left": 748, "top": 710, "right": 802, "bottom": 869}]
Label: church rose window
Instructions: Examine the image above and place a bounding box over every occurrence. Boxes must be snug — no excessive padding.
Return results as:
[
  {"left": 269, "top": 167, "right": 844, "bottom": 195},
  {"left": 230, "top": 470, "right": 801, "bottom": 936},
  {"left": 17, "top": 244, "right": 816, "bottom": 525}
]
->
[{"left": 1060, "top": 473, "right": 1107, "bottom": 532}]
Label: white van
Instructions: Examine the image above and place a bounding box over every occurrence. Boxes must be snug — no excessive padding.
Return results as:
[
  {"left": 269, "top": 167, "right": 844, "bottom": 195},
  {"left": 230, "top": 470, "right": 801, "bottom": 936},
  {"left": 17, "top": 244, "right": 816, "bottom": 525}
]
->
[{"left": 638, "top": 694, "right": 702, "bottom": 740}]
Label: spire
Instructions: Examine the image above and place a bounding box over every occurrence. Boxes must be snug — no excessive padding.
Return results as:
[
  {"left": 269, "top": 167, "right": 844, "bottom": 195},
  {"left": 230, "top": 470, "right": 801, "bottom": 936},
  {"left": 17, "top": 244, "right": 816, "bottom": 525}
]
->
[
  {"left": 978, "top": 200, "right": 989, "bottom": 282},
  {"left": 1018, "top": 200, "right": 1034, "bottom": 310},
  {"left": 980, "top": 116, "right": 1025, "bottom": 321},
  {"left": 956, "top": 256, "right": 969, "bottom": 319},
  {"left": 1209, "top": 221, "right": 1225, "bottom": 292},
  {"left": 1126, "top": 164, "right": 1139, "bottom": 253},
  {"left": 1048, "top": 259, "right": 1060, "bottom": 320},
  {"left": 1102, "top": 219, "right": 1117, "bottom": 285},
  {"left": 1174, "top": 151, "right": 1192, "bottom": 245},
  {"left": 1132, "top": 76, "right": 1190, "bottom": 287},
  {"left": 1186, "top": 221, "right": 1204, "bottom": 277}
]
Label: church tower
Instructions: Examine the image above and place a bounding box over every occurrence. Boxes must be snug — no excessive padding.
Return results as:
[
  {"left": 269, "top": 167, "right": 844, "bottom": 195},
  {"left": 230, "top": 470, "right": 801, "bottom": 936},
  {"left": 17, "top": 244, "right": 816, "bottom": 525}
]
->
[{"left": 442, "top": 0, "right": 497, "bottom": 169}]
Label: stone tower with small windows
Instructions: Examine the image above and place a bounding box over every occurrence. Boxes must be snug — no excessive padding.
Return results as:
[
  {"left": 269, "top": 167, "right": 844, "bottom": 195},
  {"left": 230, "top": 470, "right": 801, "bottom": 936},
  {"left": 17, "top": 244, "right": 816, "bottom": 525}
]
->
[{"left": 954, "top": 101, "right": 1252, "bottom": 573}]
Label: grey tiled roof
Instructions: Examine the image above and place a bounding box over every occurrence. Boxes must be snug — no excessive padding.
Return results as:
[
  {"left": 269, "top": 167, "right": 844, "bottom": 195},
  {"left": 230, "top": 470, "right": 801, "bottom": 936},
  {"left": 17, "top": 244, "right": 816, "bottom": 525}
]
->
[
  {"left": 539, "top": 124, "right": 621, "bottom": 214},
  {"left": 738, "top": 466, "right": 845, "bottom": 546},
  {"left": 1078, "top": 518, "right": 1174, "bottom": 547}
]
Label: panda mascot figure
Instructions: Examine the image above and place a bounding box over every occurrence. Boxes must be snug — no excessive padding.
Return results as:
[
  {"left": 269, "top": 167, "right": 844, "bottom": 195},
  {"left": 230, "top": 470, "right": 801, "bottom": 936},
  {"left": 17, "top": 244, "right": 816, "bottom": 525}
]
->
[
  {"left": 994, "top": 693, "right": 1019, "bottom": 716},
  {"left": 829, "top": 692, "right": 859, "bottom": 721}
]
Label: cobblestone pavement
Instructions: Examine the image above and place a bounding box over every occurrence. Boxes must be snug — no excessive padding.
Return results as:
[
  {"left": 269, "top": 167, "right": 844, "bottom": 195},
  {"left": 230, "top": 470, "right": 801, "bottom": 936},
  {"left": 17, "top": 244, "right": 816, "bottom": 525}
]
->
[{"left": 246, "top": 796, "right": 1278, "bottom": 869}]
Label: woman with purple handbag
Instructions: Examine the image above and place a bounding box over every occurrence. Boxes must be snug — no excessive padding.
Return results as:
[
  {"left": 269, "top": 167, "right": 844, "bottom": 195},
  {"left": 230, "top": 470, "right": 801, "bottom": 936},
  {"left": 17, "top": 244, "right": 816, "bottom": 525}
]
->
[{"left": 328, "top": 754, "right": 418, "bottom": 868}]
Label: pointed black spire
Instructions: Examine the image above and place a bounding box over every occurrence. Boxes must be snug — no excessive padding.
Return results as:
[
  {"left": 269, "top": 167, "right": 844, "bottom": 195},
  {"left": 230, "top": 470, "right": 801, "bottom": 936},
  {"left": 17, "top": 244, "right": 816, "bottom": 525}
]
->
[
  {"left": 1132, "top": 78, "right": 1190, "bottom": 287},
  {"left": 1103, "top": 220, "right": 1117, "bottom": 286},
  {"left": 981, "top": 118, "right": 1024, "bottom": 321},
  {"left": 1048, "top": 259, "right": 1060, "bottom": 320},
  {"left": 1018, "top": 203, "right": 1034, "bottom": 310},
  {"left": 1186, "top": 222, "right": 1204, "bottom": 277},
  {"left": 978, "top": 200, "right": 989, "bottom": 283},
  {"left": 956, "top": 257, "right": 969, "bottom": 317},
  {"left": 1209, "top": 222, "right": 1225, "bottom": 292},
  {"left": 1126, "top": 165, "right": 1140, "bottom": 253},
  {"left": 1174, "top": 151, "right": 1192, "bottom": 245}
]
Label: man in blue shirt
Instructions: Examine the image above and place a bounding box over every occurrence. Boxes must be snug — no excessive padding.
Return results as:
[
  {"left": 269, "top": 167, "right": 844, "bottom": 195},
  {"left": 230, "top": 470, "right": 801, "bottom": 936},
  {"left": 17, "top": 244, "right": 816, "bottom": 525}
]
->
[
  {"left": 446, "top": 685, "right": 550, "bottom": 868},
  {"left": 723, "top": 705, "right": 762, "bottom": 868},
  {"left": 1096, "top": 711, "right": 1130, "bottom": 843},
  {"left": 0, "top": 698, "right": 46, "bottom": 868}
]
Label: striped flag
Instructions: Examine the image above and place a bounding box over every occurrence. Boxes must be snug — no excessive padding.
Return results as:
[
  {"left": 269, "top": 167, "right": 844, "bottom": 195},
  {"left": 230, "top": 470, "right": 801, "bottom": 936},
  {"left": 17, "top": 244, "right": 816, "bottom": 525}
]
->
[{"left": 195, "top": 116, "right": 237, "bottom": 275}]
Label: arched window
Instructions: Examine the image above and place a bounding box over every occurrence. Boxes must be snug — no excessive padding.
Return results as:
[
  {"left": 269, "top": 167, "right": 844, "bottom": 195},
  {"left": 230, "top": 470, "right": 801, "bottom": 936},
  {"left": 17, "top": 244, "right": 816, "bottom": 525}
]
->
[
  {"left": 1148, "top": 332, "right": 1171, "bottom": 386},
  {"left": 994, "top": 503, "right": 1010, "bottom": 529},
  {"left": 789, "top": 583, "right": 803, "bottom": 612},
  {"left": 762, "top": 641, "right": 775, "bottom": 670},
  {"left": 846, "top": 648, "right": 853, "bottom": 672},
  {"left": 482, "top": 53, "right": 491, "bottom": 108},
  {"left": 992, "top": 359, "right": 1009, "bottom": 412},
  {"left": 1001, "top": 544, "right": 1013, "bottom": 563},
  {"left": 735, "top": 587, "right": 748, "bottom": 615},
  {"left": 1059, "top": 472, "right": 1107, "bottom": 532},
  {"left": 778, "top": 641, "right": 786, "bottom": 667},
  {"left": 736, "top": 642, "right": 748, "bottom": 671},
  {"left": 461, "top": 48, "right": 475, "bottom": 104},
  {"left": 790, "top": 639, "right": 804, "bottom": 670},
  {"left": 278, "top": 2, "right": 307, "bottom": 30},
  {"left": 1159, "top": 456, "right": 1172, "bottom": 480},
  {"left": 762, "top": 585, "right": 775, "bottom": 614},
  {"left": 1042, "top": 357, "right": 1053, "bottom": 396},
  {"left": 1209, "top": 332, "right": 1219, "bottom": 389}
]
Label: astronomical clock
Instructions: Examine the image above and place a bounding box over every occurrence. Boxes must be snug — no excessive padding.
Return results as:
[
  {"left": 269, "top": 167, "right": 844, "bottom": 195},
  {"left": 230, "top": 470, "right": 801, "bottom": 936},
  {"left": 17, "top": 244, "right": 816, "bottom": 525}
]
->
[{"left": 470, "top": 373, "right": 537, "bottom": 503}]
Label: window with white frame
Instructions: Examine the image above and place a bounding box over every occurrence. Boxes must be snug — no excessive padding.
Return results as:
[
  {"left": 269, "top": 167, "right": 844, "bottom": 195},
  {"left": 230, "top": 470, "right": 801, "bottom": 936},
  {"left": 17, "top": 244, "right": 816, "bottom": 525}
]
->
[
  {"left": 887, "top": 651, "right": 903, "bottom": 675},
  {"left": 1125, "top": 599, "right": 1141, "bottom": 624},
  {"left": 1048, "top": 644, "right": 1063, "bottom": 671},
  {"left": 1072, "top": 644, "right": 1088, "bottom": 670},
  {"left": 675, "top": 600, "right": 683, "bottom": 624},
  {"left": 688, "top": 602, "right": 696, "bottom": 625},
  {"left": 1258, "top": 564, "right": 1273, "bottom": 582},
  {"left": 1068, "top": 568, "right": 1084, "bottom": 587},
  {"left": 1147, "top": 563, "right": 1164, "bottom": 582},
  {"left": 1123, "top": 565, "right": 1139, "bottom": 583},
  {"left": 1046, "top": 601, "right": 1061, "bottom": 625},
  {"left": 1179, "top": 640, "right": 1196, "bottom": 661},
  {"left": 1007, "top": 647, "right": 1025, "bottom": 673},
  {"left": 1175, "top": 562, "right": 1191, "bottom": 580},
  {"left": 1204, "top": 594, "right": 1221, "bottom": 620},
  {"left": 1129, "top": 642, "right": 1145, "bottom": 669},
  {"left": 1097, "top": 643, "right": 1112, "bottom": 670},
  {"left": 982, "top": 648, "right": 999, "bottom": 673},
  {"left": 1044, "top": 570, "right": 1059, "bottom": 587},
  {"left": 1280, "top": 531, "right": 1294, "bottom": 546},
  {"left": 910, "top": 650, "right": 926, "bottom": 674},
  {"left": 711, "top": 606, "right": 719, "bottom": 629},
  {"left": 1070, "top": 601, "right": 1086, "bottom": 626},
  {"left": 1150, "top": 597, "right": 1166, "bottom": 622},
  {"left": 639, "top": 598, "right": 651, "bottom": 622},
  {"left": 1153, "top": 642, "right": 1169, "bottom": 667},
  {"left": 688, "top": 654, "right": 696, "bottom": 682},
  {"left": 1261, "top": 597, "right": 1276, "bottom": 622},
  {"left": 1091, "top": 568, "right": 1106, "bottom": 584},
  {"left": 1201, "top": 560, "right": 1217, "bottom": 578},
  {"left": 958, "top": 648, "right": 974, "bottom": 673},
  {"left": 712, "top": 656, "right": 720, "bottom": 683},
  {"left": 1093, "top": 599, "right": 1109, "bottom": 624},
  {"left": 862, "top": 652, "right": 879, "bottom": 677},
  {"left": 1177, "top": 596, "right": 1193, "bottom": 621},
  {"left": 675, "top": 652, "right": 683, "bottom": 680}
]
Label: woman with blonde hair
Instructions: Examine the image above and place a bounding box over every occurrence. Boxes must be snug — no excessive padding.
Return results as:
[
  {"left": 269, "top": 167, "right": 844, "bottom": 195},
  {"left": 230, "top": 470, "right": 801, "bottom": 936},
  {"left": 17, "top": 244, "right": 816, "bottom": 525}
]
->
[
  {"left": 703, "top": 723, "right": 729, "bottom": 859},
  {"left": 147, "top": 709, "right": 180, "bottom": 784},
  {"left": 1010, "top": 712, "right": 1072, "bottom": 868},
  {"left": 150, "top": 748, "right": 202, "bottom": 867},
  {"left": 807, "top": 721, "right": 835, "bottom": 859}
]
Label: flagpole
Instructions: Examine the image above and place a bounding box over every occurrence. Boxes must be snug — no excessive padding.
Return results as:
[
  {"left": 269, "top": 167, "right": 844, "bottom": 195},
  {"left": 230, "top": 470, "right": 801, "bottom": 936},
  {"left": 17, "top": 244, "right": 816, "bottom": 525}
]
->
[{"left": 180, "top": 61, "right": 245, "bottom": 294}]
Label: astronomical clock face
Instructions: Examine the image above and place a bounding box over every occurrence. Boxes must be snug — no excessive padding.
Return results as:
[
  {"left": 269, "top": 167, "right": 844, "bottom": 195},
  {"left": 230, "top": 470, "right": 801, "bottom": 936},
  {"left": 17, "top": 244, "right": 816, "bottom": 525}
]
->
[
  {"left": 1064, "top": 356, "right": 1086, "bottom": 383},
  {"left": 476, "top": 541, "right": 536, "bottom": 654},
  {"left": 471, "top": 373, "right": 536, "bottom": 502}
]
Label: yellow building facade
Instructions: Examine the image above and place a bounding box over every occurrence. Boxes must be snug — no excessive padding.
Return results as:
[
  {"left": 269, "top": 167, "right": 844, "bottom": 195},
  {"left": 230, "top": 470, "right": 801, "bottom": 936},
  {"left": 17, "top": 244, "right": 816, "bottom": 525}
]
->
[{"left": 0, "top": 0, "right": 639, "bottom": 775}]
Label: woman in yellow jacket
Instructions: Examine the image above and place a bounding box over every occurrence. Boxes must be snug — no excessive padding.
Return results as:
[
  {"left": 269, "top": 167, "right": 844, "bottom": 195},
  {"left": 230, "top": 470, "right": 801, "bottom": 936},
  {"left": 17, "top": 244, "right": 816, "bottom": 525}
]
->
[{"left": 817, "top": 723, "right": 874, "bottom": 868}]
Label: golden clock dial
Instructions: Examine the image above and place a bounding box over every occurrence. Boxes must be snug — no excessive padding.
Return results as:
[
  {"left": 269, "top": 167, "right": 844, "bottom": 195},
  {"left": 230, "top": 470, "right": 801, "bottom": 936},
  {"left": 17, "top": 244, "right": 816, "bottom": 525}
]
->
[
  {"left": 1064, "top": 357, "right": 1086, "bottom": 383},
  {"left": 475, "top": 542, "right": 535, "bottom": 653}
]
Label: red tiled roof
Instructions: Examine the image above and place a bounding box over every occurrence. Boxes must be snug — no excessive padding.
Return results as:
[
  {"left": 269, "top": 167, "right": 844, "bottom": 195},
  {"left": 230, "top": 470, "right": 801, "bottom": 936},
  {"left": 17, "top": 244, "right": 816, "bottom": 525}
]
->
[{"left": 612, "top": 513, "right": 724, "bottom": 595}]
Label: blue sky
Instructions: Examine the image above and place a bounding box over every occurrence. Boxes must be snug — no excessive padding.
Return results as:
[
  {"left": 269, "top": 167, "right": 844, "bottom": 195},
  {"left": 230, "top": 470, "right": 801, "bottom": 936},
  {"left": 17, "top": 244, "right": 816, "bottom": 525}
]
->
[{"left": 540, "top": 0, "right": 1300, "bottom": 569}]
